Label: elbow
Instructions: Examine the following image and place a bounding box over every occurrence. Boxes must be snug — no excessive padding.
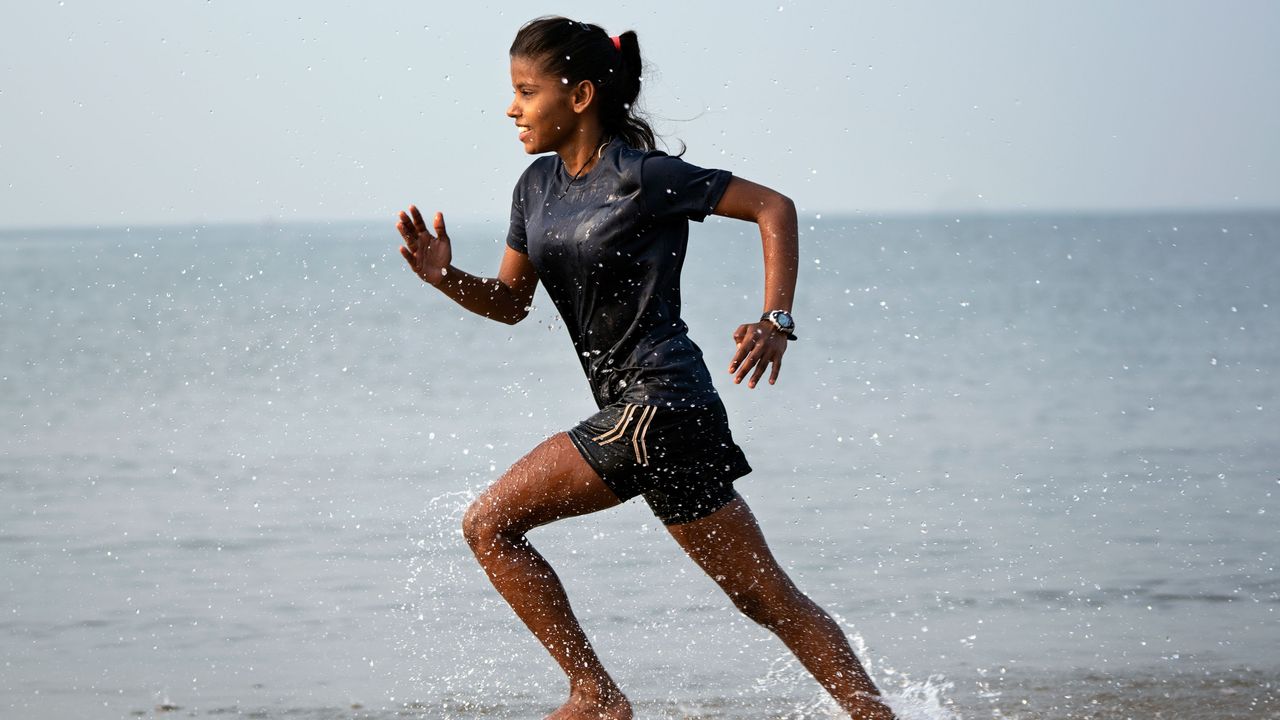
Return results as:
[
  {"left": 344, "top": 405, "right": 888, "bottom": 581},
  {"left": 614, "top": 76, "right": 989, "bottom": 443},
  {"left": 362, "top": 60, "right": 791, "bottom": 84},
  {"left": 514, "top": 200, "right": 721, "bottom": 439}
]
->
[
  {"left": 497, "top": 310, "right": 528, "bottom": 326},
  {"left": 494, "top": 303, "right": 530, "bottom": 325},
  {"left": 490, "top": 279, "right": 532, "bottom": 325},
  {"left": 763, "top": 193, "right": 798, "bottom": 242},
  {"left": 761, "top": 192, "right": 796, "bottom": 226},
  {"left": 772, "top": 193, "right": 797, "bottom": 221}
]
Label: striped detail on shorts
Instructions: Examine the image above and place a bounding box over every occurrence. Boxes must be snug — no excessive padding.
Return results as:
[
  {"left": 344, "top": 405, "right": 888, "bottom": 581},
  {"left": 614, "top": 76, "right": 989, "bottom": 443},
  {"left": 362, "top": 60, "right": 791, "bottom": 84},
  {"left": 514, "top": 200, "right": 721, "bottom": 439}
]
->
[{"left": 591, "top": 403, "right": 657, "bottom": 466}]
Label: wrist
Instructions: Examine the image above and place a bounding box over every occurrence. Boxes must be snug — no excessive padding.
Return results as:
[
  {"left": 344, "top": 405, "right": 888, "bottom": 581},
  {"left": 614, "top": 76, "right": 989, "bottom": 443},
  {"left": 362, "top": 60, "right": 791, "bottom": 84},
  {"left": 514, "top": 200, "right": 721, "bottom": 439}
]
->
[
  {"left": 426, "top": 265, "right": 454, "bottom": 288},
  {"left": 760, "top": 309, "right": 797, "bottom": 340}
]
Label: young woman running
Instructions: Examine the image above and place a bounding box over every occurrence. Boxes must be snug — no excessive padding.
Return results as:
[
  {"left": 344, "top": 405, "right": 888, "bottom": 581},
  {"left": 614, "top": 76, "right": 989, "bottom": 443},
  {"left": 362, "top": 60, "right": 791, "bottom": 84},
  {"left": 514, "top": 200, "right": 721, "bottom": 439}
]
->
[{"left": 395, "top": 17, "right": 895, "bottom": 720}]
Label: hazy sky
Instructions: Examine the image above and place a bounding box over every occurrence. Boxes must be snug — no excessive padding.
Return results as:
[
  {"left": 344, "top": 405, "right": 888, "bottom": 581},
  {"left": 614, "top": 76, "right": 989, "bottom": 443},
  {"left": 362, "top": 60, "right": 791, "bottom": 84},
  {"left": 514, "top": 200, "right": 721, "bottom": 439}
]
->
[{"left": 3, "top": 1, "right": 1278, "bottom": 229}]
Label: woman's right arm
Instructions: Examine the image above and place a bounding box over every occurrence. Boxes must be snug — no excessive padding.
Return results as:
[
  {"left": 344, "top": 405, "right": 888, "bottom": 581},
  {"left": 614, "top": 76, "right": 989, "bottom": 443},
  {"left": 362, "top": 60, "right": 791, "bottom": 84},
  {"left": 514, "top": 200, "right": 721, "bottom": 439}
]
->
[{"left": 397, "top": 204, "right": 538, "bottom": 325}]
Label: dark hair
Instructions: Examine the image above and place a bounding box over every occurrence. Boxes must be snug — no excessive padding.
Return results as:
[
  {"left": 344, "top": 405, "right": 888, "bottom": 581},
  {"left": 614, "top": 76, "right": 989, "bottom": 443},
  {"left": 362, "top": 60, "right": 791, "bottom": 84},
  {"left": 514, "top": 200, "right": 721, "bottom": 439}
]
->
[{"left": 510, "top": 16, "right": 656, "bottom": 152}]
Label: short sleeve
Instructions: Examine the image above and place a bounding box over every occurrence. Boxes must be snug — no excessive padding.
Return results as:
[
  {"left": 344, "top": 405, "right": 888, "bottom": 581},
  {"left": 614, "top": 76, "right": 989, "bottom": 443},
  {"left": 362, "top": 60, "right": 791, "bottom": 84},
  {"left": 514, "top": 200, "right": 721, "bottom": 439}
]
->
[
  {"left": 640, "top": 154, "right": 733, "bottom": 223},
  {"left": 505, "top": 180, "right": 528, "bottom": 254}
]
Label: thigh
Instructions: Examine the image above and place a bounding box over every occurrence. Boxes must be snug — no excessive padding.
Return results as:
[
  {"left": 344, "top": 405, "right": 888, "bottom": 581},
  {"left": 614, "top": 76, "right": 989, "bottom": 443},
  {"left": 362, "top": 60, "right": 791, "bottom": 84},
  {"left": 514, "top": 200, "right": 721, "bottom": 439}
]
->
[
  {"left": 472, "top": 432, "right": 623, "bottom": 534},
  {"left": 568, "top": 400, "right": 752, "bottom": 526}
]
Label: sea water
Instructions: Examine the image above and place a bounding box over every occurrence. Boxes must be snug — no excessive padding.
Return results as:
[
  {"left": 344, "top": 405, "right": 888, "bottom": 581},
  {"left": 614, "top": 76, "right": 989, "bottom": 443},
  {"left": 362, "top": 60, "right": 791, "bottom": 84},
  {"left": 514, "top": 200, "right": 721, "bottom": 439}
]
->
[{"left": 2, "top": 212, "right": 1277, "bottom": 719}]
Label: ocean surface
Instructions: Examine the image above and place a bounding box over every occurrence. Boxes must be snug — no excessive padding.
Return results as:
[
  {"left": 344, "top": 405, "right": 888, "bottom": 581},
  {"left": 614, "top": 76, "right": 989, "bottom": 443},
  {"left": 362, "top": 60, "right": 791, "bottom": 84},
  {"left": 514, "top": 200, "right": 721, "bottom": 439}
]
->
[{"left": 2, "top": 211, "right": 1277, "bottom": 719}]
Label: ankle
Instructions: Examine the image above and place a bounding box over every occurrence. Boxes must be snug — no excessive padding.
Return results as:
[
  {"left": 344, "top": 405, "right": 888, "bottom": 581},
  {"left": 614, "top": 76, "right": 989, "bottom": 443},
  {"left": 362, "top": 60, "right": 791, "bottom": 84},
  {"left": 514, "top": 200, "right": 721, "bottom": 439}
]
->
[
  {"left": 569, "top": 677, "right": 623, "bottom": 701},
  {"left": 849, "top": 692, "right": 895, "bottom": 720}
]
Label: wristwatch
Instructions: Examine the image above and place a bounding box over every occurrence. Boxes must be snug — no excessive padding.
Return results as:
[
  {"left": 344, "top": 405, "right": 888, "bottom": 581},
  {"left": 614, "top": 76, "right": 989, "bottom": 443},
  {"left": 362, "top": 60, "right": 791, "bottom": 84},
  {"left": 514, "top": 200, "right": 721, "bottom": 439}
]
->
[{"left": 761, "top": 310, "right": 798, "bottom": 340}]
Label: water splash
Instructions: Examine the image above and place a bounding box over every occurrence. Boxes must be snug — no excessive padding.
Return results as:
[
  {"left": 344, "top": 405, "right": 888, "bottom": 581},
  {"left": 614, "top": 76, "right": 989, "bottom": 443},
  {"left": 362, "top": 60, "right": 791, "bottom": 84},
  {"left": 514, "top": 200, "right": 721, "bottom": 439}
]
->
[
  {"left": 744, "top": 625, "right": 962, "bottom": 719},
  {"left": 852, "top": 629, "right": 963, "bottom": 720},
  {"left": 881, "top": 675, "right": 964, "bottom": 720}
]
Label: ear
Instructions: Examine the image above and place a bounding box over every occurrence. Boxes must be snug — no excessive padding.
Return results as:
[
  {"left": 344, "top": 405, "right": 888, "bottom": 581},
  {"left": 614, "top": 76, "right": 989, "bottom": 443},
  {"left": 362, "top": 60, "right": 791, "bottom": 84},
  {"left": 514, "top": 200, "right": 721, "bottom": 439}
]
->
[{"left": 571, "top": 79, "right": 596, "bottom": 114}]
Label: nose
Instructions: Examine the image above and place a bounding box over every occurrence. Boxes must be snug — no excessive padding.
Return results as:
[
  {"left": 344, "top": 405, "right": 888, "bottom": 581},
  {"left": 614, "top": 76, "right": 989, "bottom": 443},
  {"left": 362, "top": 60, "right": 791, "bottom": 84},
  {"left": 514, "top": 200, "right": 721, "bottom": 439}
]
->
[{"left": 506, "top": 96, "right": 519, "bottom": 119}]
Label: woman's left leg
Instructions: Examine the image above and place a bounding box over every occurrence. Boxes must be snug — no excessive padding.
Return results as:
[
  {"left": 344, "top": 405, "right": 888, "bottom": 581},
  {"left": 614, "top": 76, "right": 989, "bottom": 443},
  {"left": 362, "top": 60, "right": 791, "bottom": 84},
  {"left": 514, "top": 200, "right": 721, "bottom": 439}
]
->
[
  {"left": 462, "top": 432, "right": 632, "bottom": 720},
  {"left": 666, "top": 495, "right": 895, "bottom": 720}
]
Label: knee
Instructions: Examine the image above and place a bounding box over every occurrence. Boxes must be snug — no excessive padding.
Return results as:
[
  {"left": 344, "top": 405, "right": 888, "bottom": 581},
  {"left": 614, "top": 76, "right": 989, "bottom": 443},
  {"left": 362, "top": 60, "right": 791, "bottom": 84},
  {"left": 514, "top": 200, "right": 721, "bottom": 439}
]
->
[
  {"left": 725, "top": 580, "right": 804, "bottom": 630},
  {"left": 461, "top": 500, "right": 501, "bottom": 554}
]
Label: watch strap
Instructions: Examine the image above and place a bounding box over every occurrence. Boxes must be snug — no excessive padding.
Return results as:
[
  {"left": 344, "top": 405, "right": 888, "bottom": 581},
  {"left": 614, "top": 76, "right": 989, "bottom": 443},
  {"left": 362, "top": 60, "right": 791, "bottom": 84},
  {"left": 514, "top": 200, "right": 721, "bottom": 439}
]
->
[{"left": 760, "top": 310, "right": 798, "bottom": 341}]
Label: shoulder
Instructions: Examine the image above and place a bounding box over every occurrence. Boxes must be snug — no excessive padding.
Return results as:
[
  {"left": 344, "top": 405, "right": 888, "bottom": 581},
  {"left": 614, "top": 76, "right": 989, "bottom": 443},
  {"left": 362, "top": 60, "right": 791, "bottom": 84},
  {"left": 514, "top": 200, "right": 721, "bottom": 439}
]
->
[
  {"left": 637, "top": 149, "right": 725, "bottom": 184},
  {"left": 519, "top": 154, "right": 560, "bottom": 183},
  {"left": 594, "top": 141, "right": 659, "bottom": 185},
  {"left": 613, "top": 143, "right": 724, "bottom": 189},
  {"left": 512, "top": 154, "right": 560, "bottom": 201},
  {"left": 615, "top": 143, "right": 683, "bottom": 177},
  {"left": 633, "top": 148, "right": 733, "bottom": 221},
  {"left": 616, "top": 142, "right": 664, "bottom": 166}
]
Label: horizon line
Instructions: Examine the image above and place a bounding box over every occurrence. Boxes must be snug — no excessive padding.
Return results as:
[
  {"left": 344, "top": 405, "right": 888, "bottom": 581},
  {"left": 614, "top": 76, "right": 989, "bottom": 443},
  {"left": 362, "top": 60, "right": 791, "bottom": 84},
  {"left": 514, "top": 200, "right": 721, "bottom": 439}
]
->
[{"left": 2, "top": 204, "right": 1279, "bottom": 235}]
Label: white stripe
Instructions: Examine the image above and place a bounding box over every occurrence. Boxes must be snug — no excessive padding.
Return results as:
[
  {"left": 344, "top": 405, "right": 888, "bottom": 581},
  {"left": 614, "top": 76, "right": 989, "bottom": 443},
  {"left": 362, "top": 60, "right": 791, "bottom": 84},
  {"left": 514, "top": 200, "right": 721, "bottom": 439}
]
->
[
  {"left": 593, "top": 403, "right": 638, "bottom": 444},
  {"left": 631, "top": 405, "right": 656, "bottom": 466},
  {"left": 639, "top": 405, "right": 657, "bottom": 465}
]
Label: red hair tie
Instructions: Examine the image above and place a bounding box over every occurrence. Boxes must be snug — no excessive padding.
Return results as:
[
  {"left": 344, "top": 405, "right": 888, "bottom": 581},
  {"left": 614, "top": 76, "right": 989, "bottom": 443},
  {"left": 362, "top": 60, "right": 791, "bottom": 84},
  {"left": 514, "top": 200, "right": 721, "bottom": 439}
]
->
[{"left": 610, "top": 35, "right": 621, "bottom": 51}]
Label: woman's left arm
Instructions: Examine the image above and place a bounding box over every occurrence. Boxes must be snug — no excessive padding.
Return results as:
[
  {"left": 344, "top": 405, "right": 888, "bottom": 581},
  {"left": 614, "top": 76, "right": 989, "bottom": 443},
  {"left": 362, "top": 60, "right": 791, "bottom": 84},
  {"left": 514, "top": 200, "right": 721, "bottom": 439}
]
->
[{"left": 711, "top": 176, "right": 799, "bottom": 389}]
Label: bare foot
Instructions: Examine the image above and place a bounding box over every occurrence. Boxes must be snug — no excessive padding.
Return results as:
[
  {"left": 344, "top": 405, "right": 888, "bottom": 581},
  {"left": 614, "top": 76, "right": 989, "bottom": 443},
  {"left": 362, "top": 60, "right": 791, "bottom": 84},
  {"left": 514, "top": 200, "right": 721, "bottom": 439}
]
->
[{"left": 544, "top": 686, "right": 633, "bottom": 720}]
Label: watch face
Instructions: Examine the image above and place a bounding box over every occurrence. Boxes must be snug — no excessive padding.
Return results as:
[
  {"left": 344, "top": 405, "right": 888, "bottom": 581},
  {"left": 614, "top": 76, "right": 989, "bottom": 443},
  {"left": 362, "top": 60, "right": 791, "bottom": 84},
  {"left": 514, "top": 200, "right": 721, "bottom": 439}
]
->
[{"left": 773, "top": 311, "right": 794, "bottom": 330}]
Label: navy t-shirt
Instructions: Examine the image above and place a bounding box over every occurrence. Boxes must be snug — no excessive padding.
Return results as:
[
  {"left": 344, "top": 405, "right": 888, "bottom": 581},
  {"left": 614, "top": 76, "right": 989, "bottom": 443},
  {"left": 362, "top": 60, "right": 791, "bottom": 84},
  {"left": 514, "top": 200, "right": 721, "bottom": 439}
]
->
[{"left": 506, "top": 139, "right": 733, "bottom": 409}]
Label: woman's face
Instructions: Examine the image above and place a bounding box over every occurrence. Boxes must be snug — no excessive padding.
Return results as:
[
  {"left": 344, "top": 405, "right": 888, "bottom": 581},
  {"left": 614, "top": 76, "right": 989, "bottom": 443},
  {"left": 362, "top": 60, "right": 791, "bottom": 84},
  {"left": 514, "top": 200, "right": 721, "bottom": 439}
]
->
[{"left": 506, "top": 55, "right": 584, "bottom": 155}]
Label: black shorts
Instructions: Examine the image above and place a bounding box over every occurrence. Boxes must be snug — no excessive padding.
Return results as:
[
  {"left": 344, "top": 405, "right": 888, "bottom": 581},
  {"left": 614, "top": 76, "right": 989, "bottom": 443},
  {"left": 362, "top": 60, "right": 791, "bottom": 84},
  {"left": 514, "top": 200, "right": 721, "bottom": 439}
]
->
[{"left": 566, "top": 399, "right": 752, "bottom": 525}]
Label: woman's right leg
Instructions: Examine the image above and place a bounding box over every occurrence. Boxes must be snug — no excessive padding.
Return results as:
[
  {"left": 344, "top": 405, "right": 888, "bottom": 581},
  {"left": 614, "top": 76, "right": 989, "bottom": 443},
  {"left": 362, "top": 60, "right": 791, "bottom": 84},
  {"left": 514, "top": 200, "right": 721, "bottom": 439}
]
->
[
  {"left": 461, "top": 432, "right": 632, "bottom": 720},
  {"left": 667, "top": 495, "right": 895, "bottom": 720}
]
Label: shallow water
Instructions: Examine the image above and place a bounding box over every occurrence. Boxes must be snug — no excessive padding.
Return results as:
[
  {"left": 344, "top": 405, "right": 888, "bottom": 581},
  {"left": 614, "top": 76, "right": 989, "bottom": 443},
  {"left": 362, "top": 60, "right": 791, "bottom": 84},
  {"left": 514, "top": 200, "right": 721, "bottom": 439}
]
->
[{"left": 2, "top": 212, "right": 1277, "bottom": 718}]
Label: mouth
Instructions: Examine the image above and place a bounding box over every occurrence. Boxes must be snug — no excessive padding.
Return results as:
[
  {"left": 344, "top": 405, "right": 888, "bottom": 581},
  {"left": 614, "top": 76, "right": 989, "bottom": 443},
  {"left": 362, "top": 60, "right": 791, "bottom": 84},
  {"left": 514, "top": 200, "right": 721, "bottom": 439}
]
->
[{"left": 516, "top": 125, "right": 531, "bottom": 142}]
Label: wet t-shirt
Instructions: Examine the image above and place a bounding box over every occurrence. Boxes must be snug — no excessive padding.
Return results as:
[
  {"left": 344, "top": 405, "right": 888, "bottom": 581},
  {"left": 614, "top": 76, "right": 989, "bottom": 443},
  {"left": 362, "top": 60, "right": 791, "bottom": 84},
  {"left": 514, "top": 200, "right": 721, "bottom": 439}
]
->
[{"left": 506, "top": 139, "right": 733, "bottom": 409}]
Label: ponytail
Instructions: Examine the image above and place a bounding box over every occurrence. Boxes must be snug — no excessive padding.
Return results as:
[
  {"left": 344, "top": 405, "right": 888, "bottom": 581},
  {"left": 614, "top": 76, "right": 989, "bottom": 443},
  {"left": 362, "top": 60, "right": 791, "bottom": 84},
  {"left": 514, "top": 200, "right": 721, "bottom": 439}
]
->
[
  {"left": 510, "top": 17, "right": 658, "bottom": 151},
  {"left": 603, "top": 30, "right": 656, "bottom": 151}
]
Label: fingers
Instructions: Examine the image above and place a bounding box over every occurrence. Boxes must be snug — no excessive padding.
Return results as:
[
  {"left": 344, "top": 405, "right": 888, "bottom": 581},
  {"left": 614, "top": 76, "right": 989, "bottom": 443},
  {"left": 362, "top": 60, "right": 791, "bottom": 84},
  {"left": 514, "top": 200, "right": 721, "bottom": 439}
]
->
[
  {"left": 734, "top": 341, "right": 766, "bottom": 386},
  {"left": 397, "top": 212, "right": 419, "bottom": 253},
  {"left": 729, "top": 323, "right": 787, "bottom": 389},
  {"left": 731, "top": 327, "right": 762, "bottom": 382},
  {"left": 399, "top": 206, "right": 442, "bottom": 257},
  {"left": 729, "top": 329, "right": 757, "bottom": 375},
  {"left": 738, "top": 350, "right": 781, "bottom": 388},
  {"left": 748, "top": 355, "right": 770, "bottom": 388},
  {"left": 433, "top": 211, "right": 448, "bottom": 241}
]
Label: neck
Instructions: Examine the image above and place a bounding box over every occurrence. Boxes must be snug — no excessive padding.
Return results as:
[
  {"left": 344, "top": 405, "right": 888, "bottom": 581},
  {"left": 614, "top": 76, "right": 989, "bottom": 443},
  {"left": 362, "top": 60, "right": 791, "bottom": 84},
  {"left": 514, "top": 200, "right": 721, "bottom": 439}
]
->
[{"left": 556, "top": 123, "right": 608, "bottom": 176}]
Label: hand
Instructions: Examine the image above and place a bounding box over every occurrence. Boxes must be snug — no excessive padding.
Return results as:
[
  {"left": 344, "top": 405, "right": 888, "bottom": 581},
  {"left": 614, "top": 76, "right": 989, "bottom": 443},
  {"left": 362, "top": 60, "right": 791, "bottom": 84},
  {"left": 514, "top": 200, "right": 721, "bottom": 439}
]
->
[
  {"left": 729, "top": 321, "right": 789, "bottom": 388},
  {"left": 397, "top": 205, "right": 452, "bottom": 286}
]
